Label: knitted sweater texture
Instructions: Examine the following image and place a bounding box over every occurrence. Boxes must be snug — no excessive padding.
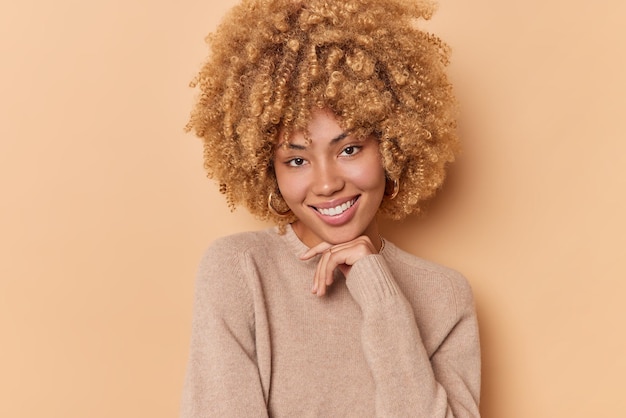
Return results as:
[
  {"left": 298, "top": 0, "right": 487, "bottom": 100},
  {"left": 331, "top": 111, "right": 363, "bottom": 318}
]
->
[{"left": 181, "top": 225, "right": 481, "bottom": 417}]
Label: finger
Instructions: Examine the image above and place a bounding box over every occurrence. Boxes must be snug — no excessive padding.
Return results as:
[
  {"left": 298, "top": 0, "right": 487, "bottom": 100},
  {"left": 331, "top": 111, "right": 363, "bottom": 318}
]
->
[
  {"left": 311, "top": 247, "right": 327, "bottom": 294},
  {"left": 314, "top": 249, "right": 331, "bottom": 296},
  {"left": 324, "top": 250, "right": 343, "bottom": 288},
  {"left": 309, "top": 236, "right": 377, "bottom": 296},
  {"left": 300, "top": 241, "right": 334, "bottom": 260}
]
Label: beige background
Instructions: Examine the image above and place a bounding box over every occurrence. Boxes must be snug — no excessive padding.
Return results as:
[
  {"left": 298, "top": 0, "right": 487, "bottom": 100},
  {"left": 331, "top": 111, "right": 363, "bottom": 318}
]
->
[{"left": 1, "top": 0, "right": 624, "bottom": 417}]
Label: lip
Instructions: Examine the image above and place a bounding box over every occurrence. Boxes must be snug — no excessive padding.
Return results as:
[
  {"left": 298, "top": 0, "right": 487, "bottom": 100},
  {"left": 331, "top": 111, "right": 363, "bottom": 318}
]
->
[
  {"left": 310, "top": 195, "right": 359, "bottom": 210},
  {"left": 309, "top": 196, "right": 360, "bottom": 226}
]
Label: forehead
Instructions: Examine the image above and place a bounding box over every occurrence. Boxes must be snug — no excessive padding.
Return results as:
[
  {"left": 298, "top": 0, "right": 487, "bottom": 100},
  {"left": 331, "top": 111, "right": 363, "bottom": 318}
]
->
[{"left": 279, "top": 108, "right": 345, "bottom": 146}]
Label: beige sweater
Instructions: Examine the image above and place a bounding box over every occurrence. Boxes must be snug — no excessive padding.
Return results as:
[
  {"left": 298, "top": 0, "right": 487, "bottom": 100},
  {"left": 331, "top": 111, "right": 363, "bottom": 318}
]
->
[{"left": 181, "top": 225, "right": 481, "bottom": 417}]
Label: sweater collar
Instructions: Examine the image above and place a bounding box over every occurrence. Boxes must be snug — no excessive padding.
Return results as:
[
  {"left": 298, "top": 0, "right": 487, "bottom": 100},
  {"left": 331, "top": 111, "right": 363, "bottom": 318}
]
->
[{"left": 279, "top": 223, "right": 314, "bottom": 260}]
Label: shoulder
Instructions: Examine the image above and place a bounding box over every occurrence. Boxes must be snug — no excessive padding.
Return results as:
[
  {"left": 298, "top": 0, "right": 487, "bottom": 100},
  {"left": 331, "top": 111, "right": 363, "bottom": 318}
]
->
[
  {"left": 383, "top": 242, "right": 475, "bottom": 310},
  {"left": 195, "top": 228, "right": 280, "bottom": 291},
  {"left": 208, "top": 228, "right": 275, "bottom": 251},
  {"left": 200, "top": 228, "right": 278, "bottom": 263}
]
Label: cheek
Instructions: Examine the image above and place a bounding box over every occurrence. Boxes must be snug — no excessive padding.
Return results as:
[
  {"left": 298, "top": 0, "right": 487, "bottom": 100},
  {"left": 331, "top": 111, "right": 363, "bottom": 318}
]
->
[
  {"left": 350, "top": 157, "right": 386, "bottom": 190},
  {"left": 274, "top": 167, "right": 304, "bottom": 202}
]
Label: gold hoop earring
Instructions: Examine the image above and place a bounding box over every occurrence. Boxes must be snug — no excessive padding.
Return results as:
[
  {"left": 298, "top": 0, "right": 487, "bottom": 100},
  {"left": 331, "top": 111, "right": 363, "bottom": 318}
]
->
[
  {"left": 386, "top": 178, "right": 399, "bottom": 200},
  {"left": 268, "top": 192, "right": 291, "bottom": 217}
]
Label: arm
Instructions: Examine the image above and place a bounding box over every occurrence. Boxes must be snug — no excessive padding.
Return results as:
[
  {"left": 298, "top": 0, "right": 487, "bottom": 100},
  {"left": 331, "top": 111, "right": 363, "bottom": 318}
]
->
[
  {"left": 347, "top": 255, "right": 481, "bottom": 417},
  {"left": 181, "top": 245, "right": 269, "bottom": 418}
]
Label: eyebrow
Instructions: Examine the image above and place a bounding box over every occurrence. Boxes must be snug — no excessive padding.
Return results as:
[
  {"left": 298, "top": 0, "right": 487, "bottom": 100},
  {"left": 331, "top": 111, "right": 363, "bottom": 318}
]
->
[
  {"left": 330, "top": 132, "right": 350, "bottom": 144},
  {"left": 282, "top": 131, "right": 350, "bottom": 150}
]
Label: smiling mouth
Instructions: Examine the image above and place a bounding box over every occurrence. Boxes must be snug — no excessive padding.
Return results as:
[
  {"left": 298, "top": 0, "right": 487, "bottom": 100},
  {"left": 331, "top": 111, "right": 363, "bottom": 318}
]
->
[{"left": 313, "top": 197, "right": 359, "bottom": 217}]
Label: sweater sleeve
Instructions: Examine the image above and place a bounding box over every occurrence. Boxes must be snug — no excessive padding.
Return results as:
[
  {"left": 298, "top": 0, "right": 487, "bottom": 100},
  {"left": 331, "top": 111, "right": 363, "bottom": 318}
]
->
[
  {"left": 345, "top": 254, "right": 481, "bottom": 417},
  {"left": 180, "top": 244, "right": 269, "bottom": 418}
]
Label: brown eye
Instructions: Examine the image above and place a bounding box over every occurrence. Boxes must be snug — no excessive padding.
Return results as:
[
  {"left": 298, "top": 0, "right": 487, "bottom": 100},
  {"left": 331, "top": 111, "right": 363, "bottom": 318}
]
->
[
  {"left": 340, "top": 145, "right": 361, "bottom": 156},
  {"left": 288, "top": 157, "right": 306, "bottom": 167}
]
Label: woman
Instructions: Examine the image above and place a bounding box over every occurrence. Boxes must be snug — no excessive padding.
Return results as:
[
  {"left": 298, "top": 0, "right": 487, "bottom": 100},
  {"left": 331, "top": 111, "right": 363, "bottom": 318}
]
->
[{"left": 182, "top": 0, "right": 481, "bottom": 416}]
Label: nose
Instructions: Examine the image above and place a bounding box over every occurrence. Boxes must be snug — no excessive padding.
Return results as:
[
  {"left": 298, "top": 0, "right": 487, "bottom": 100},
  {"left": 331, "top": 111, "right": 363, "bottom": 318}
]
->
[{"left": 311, "top": 162, "right": 344, "bottom": 196}]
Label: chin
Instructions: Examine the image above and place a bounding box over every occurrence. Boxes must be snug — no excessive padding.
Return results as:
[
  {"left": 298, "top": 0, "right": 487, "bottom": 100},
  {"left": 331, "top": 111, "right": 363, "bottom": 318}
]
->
[{"left": 320, "top": 227, "right": 366, "bottom": 245}]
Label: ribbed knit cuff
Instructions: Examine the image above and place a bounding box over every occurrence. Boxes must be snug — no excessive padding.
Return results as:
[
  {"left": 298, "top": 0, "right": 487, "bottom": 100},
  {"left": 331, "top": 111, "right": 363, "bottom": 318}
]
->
[{"left": 345, "top": 254, "right": 399, "bottom": 308}]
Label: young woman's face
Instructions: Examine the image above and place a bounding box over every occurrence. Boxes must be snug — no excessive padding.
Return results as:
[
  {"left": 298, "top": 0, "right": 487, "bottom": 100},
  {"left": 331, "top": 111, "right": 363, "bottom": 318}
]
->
[{"left": 273, "top": 109, "right": 386, "bottom": 248}]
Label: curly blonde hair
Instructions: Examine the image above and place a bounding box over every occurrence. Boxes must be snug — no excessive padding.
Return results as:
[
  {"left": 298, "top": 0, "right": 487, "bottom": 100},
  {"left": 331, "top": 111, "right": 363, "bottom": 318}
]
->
[{"left": 186, "top": 0, "right": 459, "bottom": 228}]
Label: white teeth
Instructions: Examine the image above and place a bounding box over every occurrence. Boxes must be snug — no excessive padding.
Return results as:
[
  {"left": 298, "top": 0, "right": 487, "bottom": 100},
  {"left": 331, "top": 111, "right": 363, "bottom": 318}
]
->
[{"left": 317, "top": 199, "right": 355, "bottom": 216}]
